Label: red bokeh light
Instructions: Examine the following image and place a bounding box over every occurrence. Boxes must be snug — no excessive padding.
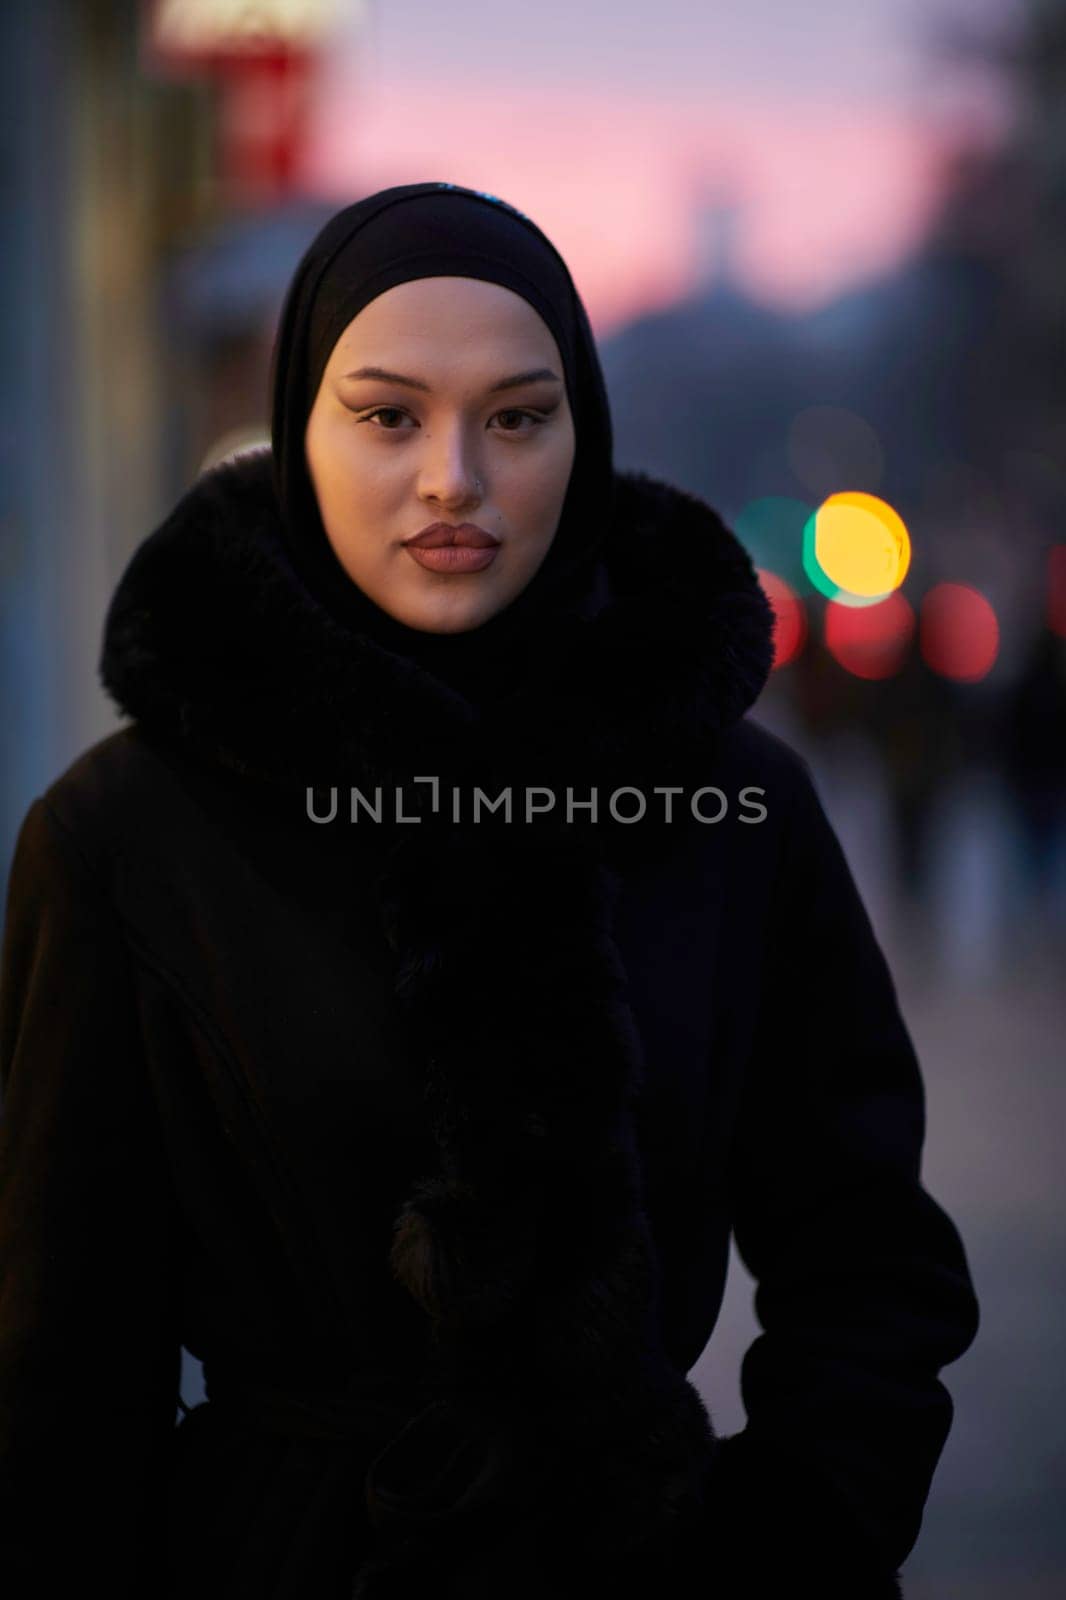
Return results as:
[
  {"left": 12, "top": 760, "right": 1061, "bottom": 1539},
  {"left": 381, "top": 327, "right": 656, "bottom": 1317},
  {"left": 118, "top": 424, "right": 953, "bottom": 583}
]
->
[
  {"left": 920, "top": 582, "right": 999, "bottom": 682},
  {"left": 758, "top": 569, "right": 808, "bottom": 669},
  {"left": 824, "top": 590, "right": 914, "bottom": 679}
]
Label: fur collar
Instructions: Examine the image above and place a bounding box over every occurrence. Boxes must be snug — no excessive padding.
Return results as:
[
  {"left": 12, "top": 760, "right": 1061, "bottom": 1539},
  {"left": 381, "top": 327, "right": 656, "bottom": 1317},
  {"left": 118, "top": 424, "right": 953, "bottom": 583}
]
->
[
  {"left": 98, "top": 445, "right": 774, "bottom": 814},
  {"left": 98, "top": 448, "right": 775, "bottom": 1595}
]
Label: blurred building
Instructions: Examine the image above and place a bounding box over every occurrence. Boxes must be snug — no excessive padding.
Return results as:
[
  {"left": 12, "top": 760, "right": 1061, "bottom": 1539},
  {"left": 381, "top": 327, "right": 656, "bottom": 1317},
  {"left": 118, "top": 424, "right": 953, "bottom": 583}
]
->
[
  {"left": 1, "top": 0, "right": 218, "bottom": 895},
  {"left": 1, "top": 0, "right": 352, "bottom": 904}
]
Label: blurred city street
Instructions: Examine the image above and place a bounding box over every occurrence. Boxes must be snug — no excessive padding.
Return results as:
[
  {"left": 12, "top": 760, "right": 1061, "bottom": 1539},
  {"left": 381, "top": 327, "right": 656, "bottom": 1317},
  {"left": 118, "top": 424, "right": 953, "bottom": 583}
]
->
[{"left": 696, "top": 733, "right": 1066, "bottom": 1598}]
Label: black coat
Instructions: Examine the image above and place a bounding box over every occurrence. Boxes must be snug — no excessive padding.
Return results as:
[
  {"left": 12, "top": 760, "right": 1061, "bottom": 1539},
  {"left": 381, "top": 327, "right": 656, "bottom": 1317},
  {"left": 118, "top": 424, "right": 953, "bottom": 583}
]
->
[{"left": 0, "top": 450, "right": 979, "bottom": 1599}]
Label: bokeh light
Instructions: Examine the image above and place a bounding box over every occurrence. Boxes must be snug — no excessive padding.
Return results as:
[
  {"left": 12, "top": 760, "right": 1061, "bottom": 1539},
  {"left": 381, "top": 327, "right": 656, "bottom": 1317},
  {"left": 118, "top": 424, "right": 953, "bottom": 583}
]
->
[
  {"left": 805, "top": 491, "right": 911, "bottom": 602},
  {"left": 920, "top": 582, "right": 1000, "bottom": 682},
  {"left": 735, "top": 497, "right": 817, "bottom": 597},
  {"left": 757, "top": 568, "right": 807, "bottom": 669},
  {"left": 824, "top": 590, "right": 915, "bottom": 679},
  {"left": 787, "top": 405, "right": 885, "bottom": 499}
]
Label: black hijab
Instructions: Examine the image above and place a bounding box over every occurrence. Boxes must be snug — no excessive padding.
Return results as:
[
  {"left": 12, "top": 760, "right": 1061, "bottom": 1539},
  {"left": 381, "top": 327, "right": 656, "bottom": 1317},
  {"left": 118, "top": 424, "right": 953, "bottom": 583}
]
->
[{"left": 268, "top": 181, "right": 617, "bottom": 705}]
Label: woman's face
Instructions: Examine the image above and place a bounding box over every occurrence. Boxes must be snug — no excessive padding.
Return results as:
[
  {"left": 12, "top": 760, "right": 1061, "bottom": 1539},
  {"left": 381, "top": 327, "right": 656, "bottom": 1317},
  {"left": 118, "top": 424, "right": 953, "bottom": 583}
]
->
[{"left": 304, "top": 275, "right": 577, "bottom": 634}]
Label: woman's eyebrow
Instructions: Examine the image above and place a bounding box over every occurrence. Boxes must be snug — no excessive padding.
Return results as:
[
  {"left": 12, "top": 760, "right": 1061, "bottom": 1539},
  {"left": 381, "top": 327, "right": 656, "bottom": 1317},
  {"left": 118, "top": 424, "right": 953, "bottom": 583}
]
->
[{"left": 340, "top": 365, "right": 562, "bottom": 393}]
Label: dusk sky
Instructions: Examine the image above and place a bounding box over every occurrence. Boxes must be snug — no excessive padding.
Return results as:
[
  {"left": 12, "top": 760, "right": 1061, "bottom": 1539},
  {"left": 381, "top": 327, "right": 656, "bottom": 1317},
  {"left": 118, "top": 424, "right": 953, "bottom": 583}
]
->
[{"left": 303, "top": 0, "right": 1019, "bottom": 333}]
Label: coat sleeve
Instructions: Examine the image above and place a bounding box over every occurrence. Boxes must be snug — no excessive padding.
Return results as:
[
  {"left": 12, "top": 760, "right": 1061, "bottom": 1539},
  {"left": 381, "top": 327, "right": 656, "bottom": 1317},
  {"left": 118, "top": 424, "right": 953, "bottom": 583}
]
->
[
  {"left": 0, "top": 795, "right": 182, "bottom": 1594},
  {"left": 708, "top": 753, "right": 980, "bottom": 1598}
]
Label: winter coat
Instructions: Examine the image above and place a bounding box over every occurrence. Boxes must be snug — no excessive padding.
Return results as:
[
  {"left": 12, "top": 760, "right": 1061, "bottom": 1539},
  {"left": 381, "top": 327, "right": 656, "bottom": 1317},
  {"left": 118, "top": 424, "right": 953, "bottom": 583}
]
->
[{"left": 0, "top": 448, "right": 980, "bottom": 1599}]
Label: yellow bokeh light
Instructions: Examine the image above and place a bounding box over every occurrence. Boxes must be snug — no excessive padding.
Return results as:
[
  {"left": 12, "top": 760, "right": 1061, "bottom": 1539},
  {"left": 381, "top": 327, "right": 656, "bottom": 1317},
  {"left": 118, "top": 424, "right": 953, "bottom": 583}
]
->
[{"left": 813, "top": 492, "right": 911, "bottom": 598}]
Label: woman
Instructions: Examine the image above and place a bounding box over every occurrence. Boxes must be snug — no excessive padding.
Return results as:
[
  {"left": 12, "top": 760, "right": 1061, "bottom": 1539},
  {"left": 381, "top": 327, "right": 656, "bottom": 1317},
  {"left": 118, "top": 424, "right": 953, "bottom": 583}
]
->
[{"left": 0, "top": 182, "right": 979, "bottom": 1599}]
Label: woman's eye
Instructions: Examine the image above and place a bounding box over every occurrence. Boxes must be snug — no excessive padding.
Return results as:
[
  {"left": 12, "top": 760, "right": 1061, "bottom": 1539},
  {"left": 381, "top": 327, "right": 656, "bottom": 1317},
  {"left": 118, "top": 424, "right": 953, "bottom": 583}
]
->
[
  {"left": 363, "top": 407, "right": 411, "bottom": 430},
  {"left": 494, "top": 409, "right": 543, "bottom": 432}
]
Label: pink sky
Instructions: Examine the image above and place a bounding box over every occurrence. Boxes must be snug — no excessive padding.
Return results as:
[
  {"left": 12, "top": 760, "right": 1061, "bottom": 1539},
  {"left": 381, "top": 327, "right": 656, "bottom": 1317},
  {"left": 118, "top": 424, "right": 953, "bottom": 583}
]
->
[{"left": 302, "top": 57, "right": 1011, "bottom": 336}]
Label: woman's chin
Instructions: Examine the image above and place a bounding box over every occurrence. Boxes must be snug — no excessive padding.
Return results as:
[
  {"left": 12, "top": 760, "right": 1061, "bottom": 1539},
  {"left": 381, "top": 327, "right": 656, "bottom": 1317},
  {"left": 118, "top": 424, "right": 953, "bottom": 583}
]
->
[{"left": 387, "top": 586, "right": 513, "bottom": 636}]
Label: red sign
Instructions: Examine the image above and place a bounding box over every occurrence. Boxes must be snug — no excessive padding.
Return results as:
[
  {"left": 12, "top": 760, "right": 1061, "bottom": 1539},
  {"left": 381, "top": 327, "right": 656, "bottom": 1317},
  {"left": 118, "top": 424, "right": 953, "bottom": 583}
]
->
[
  {"left": 141, "top": 0, "right": 340, "bottom": 70},
  {"left": 139, "top": 0, "right": 338, "bottom": 201}
]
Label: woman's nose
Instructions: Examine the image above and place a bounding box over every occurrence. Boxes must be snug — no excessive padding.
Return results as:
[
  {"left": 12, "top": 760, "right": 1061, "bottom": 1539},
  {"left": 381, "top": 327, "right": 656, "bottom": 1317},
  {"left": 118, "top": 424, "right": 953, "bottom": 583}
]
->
[{"left": 418, "top": 426, "right": 484, "bottom": 509}]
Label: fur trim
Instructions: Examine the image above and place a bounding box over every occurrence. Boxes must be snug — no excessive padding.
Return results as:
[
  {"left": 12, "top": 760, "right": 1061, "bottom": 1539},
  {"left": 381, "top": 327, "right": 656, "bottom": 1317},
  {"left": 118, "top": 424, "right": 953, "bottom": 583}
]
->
[{"left": 98, "top": 445, "right": 775, "bottom": 806}]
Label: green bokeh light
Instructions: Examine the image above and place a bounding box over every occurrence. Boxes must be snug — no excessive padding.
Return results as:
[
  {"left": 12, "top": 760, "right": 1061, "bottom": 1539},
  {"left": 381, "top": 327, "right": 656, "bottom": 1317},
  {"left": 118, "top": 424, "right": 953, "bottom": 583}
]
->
[{"left": 734, "top": 498, "right": 818, "bottom": 597}]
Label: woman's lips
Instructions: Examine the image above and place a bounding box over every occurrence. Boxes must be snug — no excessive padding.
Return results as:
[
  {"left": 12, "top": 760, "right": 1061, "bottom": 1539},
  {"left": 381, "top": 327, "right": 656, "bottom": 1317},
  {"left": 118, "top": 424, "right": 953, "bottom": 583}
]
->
[{"left": 404, "top": 544, "right": 500, "bottom": 573}]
